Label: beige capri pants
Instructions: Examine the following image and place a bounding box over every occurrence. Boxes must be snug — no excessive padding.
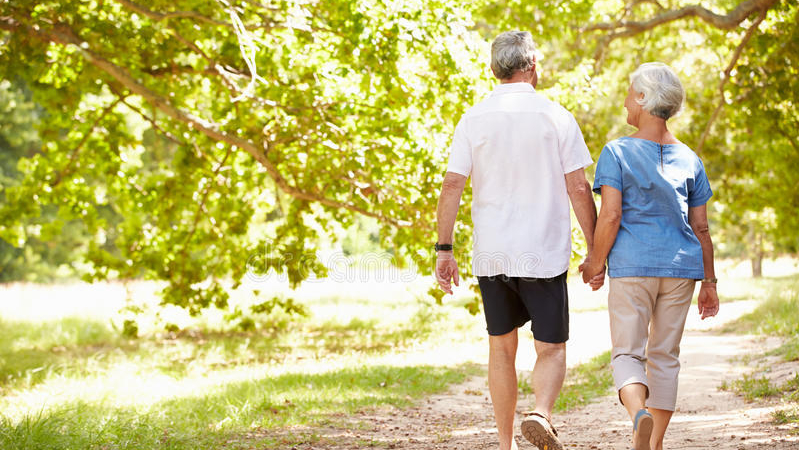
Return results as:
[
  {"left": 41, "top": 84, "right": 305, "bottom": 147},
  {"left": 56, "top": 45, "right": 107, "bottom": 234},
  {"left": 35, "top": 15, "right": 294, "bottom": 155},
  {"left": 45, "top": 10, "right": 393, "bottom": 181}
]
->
[{"left": 608, "top": 276, "right": 696, "bottom": 411}]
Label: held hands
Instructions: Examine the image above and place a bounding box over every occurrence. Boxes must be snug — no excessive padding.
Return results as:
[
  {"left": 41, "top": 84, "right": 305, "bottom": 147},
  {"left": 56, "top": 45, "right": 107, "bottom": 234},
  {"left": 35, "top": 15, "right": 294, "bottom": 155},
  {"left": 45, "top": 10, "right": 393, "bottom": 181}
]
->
[
  {"left": 435, "top": 251, "right": 459, "bottom": 295},
  {"left": 697, "top": 283, "right": 720, "bottom": 320},
  {"left": 579, "top": 256, "right": 606, "bottom": 291}
]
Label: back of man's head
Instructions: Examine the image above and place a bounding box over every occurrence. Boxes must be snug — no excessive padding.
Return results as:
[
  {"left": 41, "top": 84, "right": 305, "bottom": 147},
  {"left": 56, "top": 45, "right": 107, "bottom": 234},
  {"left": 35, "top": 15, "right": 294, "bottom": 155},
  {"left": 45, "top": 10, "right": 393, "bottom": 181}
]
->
[{"left": 491, "top": 31, "right": 537, "bottom": 80}]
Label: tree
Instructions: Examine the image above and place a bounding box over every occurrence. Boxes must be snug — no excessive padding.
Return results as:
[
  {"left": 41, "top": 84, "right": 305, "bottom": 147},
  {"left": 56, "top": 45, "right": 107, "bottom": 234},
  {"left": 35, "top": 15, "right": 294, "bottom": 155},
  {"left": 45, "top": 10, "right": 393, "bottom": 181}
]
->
[
  {"left": 0, "top": 0, "right": 492, "bottom": 312},
  {"left": 0, "top": 79, "right": 101, "bottom": 281},
  {"left": 475, "top": 0, "right": 796, "bottom": 275},
  {"left": 1, "top": 0, "right": 795, "bottom": 311}
]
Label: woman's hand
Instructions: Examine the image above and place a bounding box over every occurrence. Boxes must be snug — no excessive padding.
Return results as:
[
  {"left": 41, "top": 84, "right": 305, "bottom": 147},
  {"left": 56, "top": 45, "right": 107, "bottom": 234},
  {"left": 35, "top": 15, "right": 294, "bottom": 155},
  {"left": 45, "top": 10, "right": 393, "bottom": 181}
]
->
[
  {"left": 588, "top": 270, "right": 605, "bottom": 291},
  {"left": 697, "top": 283, "right": 719, "bottom": 319},
  {"left": 579, "top": 257, "right": 606, "bottom": 291}
]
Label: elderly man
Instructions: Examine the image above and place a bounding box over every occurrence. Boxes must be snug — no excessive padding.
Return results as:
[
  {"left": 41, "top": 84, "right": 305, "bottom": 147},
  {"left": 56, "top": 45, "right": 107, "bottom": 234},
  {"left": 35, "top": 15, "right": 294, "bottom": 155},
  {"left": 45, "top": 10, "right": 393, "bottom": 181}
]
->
[{"left": 434, "top": 31, "right": 598, "bottom": 450}]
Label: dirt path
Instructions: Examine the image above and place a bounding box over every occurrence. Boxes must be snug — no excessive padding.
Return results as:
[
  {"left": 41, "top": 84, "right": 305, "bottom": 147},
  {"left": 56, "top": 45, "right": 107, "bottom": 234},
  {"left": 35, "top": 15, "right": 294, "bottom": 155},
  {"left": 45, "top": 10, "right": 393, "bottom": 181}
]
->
[
  {"left": 293, "top": 302, "right": 799, "bottom": 449},
  {"left": 555, "top": 331, "right": 798, "bottom": 449}
]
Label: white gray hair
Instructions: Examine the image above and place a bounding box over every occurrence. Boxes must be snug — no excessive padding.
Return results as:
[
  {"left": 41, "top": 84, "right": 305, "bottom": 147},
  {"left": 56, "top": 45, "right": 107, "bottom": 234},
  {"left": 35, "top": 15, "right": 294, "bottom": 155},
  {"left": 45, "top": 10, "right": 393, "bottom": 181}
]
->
[
  {"left": 630, "top": 62, "right": 685, "bottom": 120},
  {"left": 491, "top": 31, "right": 536, "bottom": 80}
]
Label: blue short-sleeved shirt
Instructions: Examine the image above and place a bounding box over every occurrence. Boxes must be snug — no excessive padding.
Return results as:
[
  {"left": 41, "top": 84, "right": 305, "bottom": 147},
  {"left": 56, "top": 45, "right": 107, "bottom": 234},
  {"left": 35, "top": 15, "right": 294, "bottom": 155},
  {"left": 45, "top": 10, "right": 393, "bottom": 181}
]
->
[{"left": 592, "top": 137, "right": 713, "bottom": 279}]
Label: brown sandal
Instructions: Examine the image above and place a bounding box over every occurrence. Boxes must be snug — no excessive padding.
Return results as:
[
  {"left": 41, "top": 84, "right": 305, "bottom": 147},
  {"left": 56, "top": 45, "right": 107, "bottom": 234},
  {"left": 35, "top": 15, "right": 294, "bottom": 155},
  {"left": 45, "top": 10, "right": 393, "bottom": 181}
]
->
[{"left": 520, "top": 411, "right": 563, "bottom": 450}]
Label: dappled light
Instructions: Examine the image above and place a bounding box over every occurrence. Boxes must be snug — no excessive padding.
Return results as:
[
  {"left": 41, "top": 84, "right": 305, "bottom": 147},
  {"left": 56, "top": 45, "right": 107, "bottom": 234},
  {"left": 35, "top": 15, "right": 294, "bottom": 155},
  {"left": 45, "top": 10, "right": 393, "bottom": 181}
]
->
[{"left": 1, "top": 0, "right": 798, "bottom": 448}]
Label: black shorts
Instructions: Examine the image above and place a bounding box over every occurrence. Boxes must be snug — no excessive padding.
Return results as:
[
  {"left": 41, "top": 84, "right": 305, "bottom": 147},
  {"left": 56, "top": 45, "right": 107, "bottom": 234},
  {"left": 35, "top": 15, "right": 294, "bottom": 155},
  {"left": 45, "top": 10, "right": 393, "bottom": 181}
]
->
[{"left": 477, "top": 271, "right": 569, "bottom": 343}]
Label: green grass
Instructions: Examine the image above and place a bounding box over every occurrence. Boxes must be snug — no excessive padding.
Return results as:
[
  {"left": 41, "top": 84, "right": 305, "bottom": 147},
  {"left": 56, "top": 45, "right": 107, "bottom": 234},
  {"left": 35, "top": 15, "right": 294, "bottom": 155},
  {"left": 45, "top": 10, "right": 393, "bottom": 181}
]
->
[
  {"left": 719, "top": 374, "right": 781, "bottom": 401},
  {"left": 517, "top": 351, "right": 614, "bottom": 413},
  {"left": 722, "top": 276, "right": 799, "bottom": 359},
  {"left": 720, "top": 373, "right": 799, "bottom": 429},
  {"left": 774, "top": 402, "right": 799, "bottom": 428},
  {"left": 721, "top": 275, "right": 799, "bottom": 427},
  {"left": 555, "top": 351, "right": 613, "bottom": 412},
  {"left": 0, "top": 281, "right": 486, "bottom": 449},
  {"left": 0, "top": 364, "right": 477, "bottom": 449},
  {"left": 715, "top": 274, "right": 799, "bottom": 304}
]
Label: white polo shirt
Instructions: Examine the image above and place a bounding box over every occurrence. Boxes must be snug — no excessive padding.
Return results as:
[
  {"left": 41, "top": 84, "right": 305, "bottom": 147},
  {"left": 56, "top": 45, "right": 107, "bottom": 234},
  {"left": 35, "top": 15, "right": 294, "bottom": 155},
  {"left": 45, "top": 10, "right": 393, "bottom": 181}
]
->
[{"left": 446, "top": 82, "right": 592, "bottom": 278}]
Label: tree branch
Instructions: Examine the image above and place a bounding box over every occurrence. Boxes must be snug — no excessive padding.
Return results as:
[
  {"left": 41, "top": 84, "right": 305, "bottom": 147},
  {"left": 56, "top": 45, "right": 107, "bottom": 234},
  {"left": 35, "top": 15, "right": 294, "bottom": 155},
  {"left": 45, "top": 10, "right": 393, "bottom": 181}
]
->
[
  {"left": 180, "top": 145, "right": 233, "bottom": 263},
  {"left": 52, "top": 97, "right": 124, "bottom": 187},
  {"left": 6, "top": 16, "right": 410, "bottom": 227},
  {"left": 582, "top": 0, "right": 778, "bottom": 36},
  {"left": 108, "top": 85, "right": 184, "bottom": 146},
  {"left": 112, "top": 0, "right": 231, "bottom": 28},
  {"left": 111, "top": 0, "right": 278, "bottom": 31},
  {"left": 696, "top": 7, "right": 768, "bottom": 153},
  {"left": 774, "top": 121, "right": 799, "bottom": 155}
]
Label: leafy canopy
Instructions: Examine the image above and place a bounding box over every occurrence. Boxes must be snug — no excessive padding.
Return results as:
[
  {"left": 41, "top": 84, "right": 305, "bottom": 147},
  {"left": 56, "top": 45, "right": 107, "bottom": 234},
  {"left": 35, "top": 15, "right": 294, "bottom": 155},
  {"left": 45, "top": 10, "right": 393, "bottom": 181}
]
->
[{"left": 1, "top": 0, "right": 796, "bottom": 313}]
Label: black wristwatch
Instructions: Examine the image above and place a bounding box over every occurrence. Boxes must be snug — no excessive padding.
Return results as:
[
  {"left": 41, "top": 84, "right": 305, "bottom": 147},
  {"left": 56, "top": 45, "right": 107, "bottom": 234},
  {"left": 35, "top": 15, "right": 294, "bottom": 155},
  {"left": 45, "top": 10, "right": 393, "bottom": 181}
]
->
[{"left": 434, "top": 243, "right": 453, "bottom": 252}]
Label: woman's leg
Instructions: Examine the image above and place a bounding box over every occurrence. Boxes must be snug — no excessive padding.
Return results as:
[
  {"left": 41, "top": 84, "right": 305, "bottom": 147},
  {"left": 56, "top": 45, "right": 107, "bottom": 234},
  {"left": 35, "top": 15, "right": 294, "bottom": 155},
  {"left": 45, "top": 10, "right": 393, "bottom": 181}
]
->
[
  {"left": 608, "top": 277, "right": 658, "bottom": 403},
  {"left": 646, "top": 278, "right": 695, "bottom": 448},
  {"left": 608, "top": 277, "right": 659, "bottom": 449},
  {"left": 619, "top": 383, "right": 648, "bottom": 418},
  {"left": 648, "top": 408, "right": 673, "bottom": 450}
]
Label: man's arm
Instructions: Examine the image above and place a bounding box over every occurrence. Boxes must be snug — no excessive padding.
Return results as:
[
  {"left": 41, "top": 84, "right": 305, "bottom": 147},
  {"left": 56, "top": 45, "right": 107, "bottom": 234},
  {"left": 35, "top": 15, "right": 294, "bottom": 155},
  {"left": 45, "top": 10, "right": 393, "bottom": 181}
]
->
[
  {"left": 565, "top": 168, "right": 598, "bottom": 281},
  {"left": 689, "top": 204, "right": 719, "bottom": 319},
  {"left": 437, "top": 172, "right": 467, "bottom": 245},
  {"left": 435, "top": 171, "right": 467, "bottom": 294}
]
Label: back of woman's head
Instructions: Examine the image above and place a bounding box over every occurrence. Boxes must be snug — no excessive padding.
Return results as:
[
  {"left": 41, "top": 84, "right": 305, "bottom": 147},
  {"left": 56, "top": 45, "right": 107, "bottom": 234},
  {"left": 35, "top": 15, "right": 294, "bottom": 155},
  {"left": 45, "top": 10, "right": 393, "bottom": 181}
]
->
[{"left": 630, "top": 62, "right": 685, "bottom": 120}]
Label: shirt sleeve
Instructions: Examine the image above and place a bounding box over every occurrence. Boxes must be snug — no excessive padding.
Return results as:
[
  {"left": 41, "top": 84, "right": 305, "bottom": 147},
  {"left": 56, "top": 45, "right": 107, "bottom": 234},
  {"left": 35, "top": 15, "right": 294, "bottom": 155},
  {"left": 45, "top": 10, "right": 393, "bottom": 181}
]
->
[
  {"left": 688, "top": 158, "right": 713, "bottom": 207},
  {"left": 445, "top": 118, "right": 472, "bottom": 176},
  {"left": 558, "top": 111, "right": 593, "bottom": 174},
  {"left": 592, "top": 145, "right": 623, "bottom": 194}
]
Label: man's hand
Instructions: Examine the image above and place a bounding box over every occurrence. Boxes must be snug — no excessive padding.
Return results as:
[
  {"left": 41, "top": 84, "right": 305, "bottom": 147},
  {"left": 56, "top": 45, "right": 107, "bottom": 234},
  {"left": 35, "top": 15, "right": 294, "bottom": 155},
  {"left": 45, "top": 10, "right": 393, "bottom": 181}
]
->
[
  {"left": 579, "top": 257, "right": 605, "bottom": 291},
  {"left": 435, "top": 251, "right": 460, "bottom": 295},
  {"left": 697, "top": 283, "right": 719, "bottom": 320}
]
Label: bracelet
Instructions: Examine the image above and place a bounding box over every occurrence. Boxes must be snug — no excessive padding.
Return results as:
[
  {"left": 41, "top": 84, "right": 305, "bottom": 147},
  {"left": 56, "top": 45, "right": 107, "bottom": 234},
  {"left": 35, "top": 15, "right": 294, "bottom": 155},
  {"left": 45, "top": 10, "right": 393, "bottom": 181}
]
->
[{"left": 701, "top": 277, "right": 718, "bottom": 284}]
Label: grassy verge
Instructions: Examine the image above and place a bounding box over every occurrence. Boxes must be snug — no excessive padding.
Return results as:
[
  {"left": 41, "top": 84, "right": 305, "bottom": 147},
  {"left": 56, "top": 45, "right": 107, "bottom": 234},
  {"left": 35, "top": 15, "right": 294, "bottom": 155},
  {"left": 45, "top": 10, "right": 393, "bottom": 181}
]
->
[
  {"left": 0, "top": 281, "right": 485, "bottom": 449},
  {"left": 720, "top": 276, "right": 799, "bottom": 427},
  {"left": 518, "top": 351, "right": 614, "bottom": 413},
  {"left": 0, "top": 363, "right": 478, "bottom": 449},
  {"left": 555, "top": 351, "right": 613, "bottom": 412}
]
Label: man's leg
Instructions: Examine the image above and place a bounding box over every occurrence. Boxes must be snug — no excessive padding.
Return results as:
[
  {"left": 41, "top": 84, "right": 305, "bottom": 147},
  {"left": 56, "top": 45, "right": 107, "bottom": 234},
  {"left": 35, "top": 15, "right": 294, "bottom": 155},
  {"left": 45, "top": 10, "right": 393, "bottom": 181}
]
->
[
  {"left": 489, "top": 328, "right": 519, "bottom": 450},
  {"left": 531, "top": 339, "right": 566, "bottom": 419}
]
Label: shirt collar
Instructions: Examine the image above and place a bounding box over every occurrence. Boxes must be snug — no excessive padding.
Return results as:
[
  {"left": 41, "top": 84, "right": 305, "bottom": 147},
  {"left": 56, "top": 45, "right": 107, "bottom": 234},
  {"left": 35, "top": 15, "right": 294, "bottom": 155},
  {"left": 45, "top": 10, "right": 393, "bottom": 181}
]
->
[{"left": 491, "top": 82, "right": 536, "bottom": 96}]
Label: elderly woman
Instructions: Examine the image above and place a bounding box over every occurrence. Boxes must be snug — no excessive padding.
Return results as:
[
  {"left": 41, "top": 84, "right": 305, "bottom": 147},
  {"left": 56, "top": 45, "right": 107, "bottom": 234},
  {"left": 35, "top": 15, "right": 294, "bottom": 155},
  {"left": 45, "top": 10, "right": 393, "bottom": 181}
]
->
[{"left": 583, "top": 62, "right": 720, "bottom": 450}]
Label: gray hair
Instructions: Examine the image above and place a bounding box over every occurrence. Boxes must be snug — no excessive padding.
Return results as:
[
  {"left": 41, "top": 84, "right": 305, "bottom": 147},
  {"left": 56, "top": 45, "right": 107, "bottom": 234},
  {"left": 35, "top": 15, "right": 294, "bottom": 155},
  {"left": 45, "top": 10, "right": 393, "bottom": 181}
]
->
[
  {"left": 491, "top": 31, "right": 537, "bottom": 80},
  {"left": 630, "top": 62, "right": 685, "bottom": 120}
]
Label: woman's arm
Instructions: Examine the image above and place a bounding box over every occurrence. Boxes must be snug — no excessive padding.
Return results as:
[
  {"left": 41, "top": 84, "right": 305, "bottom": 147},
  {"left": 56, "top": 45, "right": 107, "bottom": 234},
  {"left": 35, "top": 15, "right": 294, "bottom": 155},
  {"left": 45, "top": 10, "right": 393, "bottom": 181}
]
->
[
  {"left": 688, "top": 204, "right": 719, "bottom": 319},
  {"left": 582, "top": 185, "right": 622, "bottom": 284}
]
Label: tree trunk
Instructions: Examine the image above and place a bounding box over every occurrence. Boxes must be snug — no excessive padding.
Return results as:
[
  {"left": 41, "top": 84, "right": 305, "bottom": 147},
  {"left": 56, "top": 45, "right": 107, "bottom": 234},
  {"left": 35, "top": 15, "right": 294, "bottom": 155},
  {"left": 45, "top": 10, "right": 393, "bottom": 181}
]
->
[
  {"left": 746, "top": 223, "right": 765, "bottom": 278},
  {"left": 751, "top": 254, "right": 763, "bottom": 278}
]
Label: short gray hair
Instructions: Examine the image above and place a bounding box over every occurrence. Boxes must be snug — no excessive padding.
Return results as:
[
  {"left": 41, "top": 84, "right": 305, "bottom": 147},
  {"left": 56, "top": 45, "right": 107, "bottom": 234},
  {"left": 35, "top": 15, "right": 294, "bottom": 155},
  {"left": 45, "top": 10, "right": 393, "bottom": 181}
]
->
[
  {"left": 630, "top": 62, "right": 685, "bottom": 120},
  {"left": 491, "top": 31, "right": 536, "bottom": 80}
]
